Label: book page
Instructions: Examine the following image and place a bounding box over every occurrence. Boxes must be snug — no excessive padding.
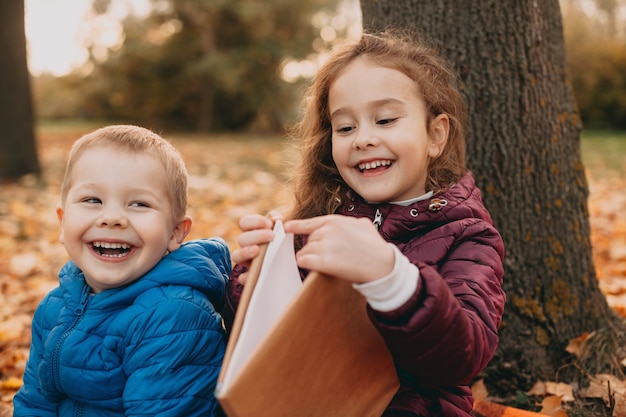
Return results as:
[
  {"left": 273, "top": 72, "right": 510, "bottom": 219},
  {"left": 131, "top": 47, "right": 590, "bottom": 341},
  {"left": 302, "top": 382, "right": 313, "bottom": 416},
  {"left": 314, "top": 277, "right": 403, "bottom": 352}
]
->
[{"left": 219, "top": 220, "right": 302, "bottom": 391}]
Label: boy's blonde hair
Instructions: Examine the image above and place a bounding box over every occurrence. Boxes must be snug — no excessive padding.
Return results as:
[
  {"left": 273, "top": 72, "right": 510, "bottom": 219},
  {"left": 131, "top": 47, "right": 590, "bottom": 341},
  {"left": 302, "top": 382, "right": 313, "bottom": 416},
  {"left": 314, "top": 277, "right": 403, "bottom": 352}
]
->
[
  {"left": 60, "top": 125, "right": 189, "bottom": 222},
  {"left": 289, "top": 31, "right": 468, "bottom": 220}
]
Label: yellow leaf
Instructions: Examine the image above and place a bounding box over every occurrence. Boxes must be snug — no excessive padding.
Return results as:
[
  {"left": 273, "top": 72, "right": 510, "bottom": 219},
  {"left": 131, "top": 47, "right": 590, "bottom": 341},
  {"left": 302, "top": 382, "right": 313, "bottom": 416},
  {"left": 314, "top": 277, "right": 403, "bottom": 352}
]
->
[
  {"left": 539, "top": 395, "right": 568, "bottom": 416},
  {"left": 565, "top": 332, "right": 590, "bottom": 357},
  {"left": 545, "top": 381, "right": 574, "bottom": 402},
  {"left": 471, "top": 379, "right": 489, "bottom": 402},
  {"left": 1, "top": 377, "right": 23, "bottom": 390},
  {"left": 579, "top": 374, "right": 626, "bottom": 408},
  {"left": 8, "top": 253, "right": 40, "bottom": 278},
  {"left": 528, "top": 380, "right": 547, "bottom": 396}
]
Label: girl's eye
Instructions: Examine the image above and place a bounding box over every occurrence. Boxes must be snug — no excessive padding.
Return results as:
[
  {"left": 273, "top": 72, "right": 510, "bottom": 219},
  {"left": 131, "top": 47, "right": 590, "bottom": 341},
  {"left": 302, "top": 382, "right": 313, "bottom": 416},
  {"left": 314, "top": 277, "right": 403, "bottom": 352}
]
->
[
  {"left": 83, "top": 197, "right": 101, "bottom": 204},
  {"left": 378, "top": 118, "right": 397, "bottom": 125},
  {"left": 130, "top": 201, "right": 150, "bottom": 208},
  {"left": 335, "top": 125, "right": 354, "bottom": 134}
]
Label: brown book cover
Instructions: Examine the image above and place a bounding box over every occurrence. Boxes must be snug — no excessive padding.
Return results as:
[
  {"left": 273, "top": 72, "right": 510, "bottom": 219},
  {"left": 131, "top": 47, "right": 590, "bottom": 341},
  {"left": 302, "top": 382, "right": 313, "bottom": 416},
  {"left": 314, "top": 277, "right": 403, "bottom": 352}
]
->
[{"left": 216, "top": 222, "right": 400, "bottom": 417}]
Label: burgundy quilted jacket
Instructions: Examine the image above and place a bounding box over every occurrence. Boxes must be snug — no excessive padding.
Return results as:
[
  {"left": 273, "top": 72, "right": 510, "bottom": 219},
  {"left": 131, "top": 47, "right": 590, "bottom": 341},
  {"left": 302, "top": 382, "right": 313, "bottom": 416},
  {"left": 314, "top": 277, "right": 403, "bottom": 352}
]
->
[{"left": 223, "top": 171, "right": 505, "bottom": 417}]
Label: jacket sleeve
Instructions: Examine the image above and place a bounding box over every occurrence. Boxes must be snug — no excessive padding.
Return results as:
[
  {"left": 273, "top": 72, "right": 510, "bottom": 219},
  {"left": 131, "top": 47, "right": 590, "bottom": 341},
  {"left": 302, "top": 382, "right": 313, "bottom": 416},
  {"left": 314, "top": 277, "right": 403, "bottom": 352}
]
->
[
  {"left": 12, "top": 301, "right": 57, "bottom": 417},
  {"left": 122, "top": 293, "right": 226, "bottom": 416},
  {"left": 369, "top": 219, "right": 505, "bottom": 387}
]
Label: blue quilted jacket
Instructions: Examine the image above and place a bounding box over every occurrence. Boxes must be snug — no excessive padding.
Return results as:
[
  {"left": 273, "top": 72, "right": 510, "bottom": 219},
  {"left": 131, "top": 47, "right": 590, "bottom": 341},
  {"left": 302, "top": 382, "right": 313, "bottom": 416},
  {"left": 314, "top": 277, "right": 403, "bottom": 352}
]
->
[{"left": 13, "top": 238, "right": 231, "bottom": 417}]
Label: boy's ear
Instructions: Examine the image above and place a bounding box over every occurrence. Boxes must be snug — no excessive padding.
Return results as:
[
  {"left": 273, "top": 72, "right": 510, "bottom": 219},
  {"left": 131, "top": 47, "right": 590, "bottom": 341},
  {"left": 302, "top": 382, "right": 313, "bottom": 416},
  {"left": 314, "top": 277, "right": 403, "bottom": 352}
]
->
[
  {"left": 428, "top": 114, "right": 450, "bottom": 158},
  {"left": 56, "top": 207, "right": 65, "bottom": 244},
  {"left": 167, "top": 216, "right": 192, "bottom": 252}
]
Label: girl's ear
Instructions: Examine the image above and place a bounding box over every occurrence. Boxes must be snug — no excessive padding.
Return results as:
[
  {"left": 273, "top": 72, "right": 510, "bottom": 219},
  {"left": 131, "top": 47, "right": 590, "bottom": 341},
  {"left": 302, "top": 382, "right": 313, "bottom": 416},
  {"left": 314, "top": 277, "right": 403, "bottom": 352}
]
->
[
  {"left": 167, "top": 216, "right": 192, "bottom": 252},
  {"left": 428, "top": 114, "right": 450, "bottom": 158}
]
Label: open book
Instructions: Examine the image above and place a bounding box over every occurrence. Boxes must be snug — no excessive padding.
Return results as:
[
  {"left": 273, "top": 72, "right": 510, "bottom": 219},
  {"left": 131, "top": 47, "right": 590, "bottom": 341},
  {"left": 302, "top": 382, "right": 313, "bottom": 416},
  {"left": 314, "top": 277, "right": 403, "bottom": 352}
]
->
[{"left": 215, "top": 221, "right": 400, "bottom": 417}]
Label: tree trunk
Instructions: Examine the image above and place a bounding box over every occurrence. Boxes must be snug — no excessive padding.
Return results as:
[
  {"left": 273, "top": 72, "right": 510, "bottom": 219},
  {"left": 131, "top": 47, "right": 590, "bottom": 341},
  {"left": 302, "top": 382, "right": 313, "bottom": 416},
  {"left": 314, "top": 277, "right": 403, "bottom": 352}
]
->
[
  {"left": 0, "top": 0, "right": 40, "bottom": 181},
  {"left": 360, "top": 0, "right": 625, "bottom": 395}
]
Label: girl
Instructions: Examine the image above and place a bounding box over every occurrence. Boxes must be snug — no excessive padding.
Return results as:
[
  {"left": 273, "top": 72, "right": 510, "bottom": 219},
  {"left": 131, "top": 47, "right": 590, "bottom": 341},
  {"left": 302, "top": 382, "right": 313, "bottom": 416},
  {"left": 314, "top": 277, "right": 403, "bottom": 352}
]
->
[{"left": 224, "top": 32, "right": 505, "bottom": 417}]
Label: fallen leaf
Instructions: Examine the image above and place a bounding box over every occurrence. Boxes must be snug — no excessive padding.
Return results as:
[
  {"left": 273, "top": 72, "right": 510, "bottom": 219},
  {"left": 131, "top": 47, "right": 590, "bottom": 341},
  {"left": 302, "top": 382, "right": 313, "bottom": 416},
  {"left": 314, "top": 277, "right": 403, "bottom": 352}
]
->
[
  {"left": 472, "top": 379, "right": 489, "bottom": 402},
  {"left": 473, "top": 399, "right": 545, "bottom": 416},
  {"left": 8, "top": 253, "right": 39, "bottom": 278},
  {"left": 0, "top": 378, "right": 22, "bottom": 390},
  {"left": 545, "top": 382, "right": 574, "bottom": 402},
  {"left": 539, "top": 395, "right": 568, "bottom": 416},
  {"left": 565, "top": 332, "right": 590, "bottom": 357},
  {"left": 579, "top": 373, "right": 626, "bottom": 409},
  {"left": 528, "top": 380, "right": 547, "bottom": 396}
]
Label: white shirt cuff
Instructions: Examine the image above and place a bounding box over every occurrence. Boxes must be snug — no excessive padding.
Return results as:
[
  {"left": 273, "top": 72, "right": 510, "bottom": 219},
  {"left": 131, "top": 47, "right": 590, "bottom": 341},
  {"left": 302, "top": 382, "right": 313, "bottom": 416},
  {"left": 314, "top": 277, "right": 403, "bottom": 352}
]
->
[{"left": 352, "top": 244, "right": 419, "bottom": 312}]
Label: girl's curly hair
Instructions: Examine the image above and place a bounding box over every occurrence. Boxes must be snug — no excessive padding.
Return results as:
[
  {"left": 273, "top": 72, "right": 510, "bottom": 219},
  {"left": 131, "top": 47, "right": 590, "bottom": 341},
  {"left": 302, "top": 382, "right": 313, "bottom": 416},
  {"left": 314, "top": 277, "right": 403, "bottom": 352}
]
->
[{"left": 287, "top": 30, "right": 468, "bottom": 220}]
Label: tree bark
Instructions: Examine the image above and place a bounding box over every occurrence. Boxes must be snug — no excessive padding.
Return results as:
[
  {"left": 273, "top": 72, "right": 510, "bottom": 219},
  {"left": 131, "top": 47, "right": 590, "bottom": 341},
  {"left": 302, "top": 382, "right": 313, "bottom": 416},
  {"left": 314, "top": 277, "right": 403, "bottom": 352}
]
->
[
  {"left": 0, "top": 0, "right": 40, "bottom": 181},
  {"left": 360, "top": 0, "right": 625, "bottom": 395}
]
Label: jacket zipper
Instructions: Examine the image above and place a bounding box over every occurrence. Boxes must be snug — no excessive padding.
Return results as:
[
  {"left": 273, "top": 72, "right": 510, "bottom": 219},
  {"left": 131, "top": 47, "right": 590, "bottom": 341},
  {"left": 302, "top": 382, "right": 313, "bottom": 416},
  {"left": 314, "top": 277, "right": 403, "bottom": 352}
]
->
[
  {"left": 50, "top": 285, "right": 90, "bottom": 395},
  {"left": 373, "top": 209, "right": 383, "bottom": 230}
]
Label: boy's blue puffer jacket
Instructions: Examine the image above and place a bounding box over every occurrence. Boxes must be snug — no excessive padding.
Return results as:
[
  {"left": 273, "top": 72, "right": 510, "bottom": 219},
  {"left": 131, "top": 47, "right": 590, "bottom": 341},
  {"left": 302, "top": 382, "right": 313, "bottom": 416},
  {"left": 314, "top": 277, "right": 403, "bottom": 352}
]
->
[{"left": 13, "top": 238, "right": 231, "bottom": 417}]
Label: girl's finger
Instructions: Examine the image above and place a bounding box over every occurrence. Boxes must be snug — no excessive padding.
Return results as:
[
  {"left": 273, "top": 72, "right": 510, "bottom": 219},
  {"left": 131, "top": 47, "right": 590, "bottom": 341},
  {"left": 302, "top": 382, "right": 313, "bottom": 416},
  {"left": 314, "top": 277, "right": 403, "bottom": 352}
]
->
[{"left": 239, "top": 214, "right": 274, "bottom": 232}]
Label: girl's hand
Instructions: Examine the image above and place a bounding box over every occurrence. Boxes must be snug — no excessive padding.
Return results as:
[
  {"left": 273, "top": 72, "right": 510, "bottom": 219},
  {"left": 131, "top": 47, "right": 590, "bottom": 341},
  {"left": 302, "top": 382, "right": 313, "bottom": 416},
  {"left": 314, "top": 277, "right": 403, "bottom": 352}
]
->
[
  {"left": 232, "top": 212, "right": 282, "bottom": 284},
  {"left": 284, "top": 215, "right": 394, "bottom": 284}
]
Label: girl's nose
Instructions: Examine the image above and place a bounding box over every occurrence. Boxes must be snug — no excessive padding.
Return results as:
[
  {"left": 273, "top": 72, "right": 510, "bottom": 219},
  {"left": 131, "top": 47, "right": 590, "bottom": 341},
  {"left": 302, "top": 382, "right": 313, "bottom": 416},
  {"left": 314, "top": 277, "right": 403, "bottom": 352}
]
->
[{"left": 352, "top": 125, "right": 378, "bottom": 150}]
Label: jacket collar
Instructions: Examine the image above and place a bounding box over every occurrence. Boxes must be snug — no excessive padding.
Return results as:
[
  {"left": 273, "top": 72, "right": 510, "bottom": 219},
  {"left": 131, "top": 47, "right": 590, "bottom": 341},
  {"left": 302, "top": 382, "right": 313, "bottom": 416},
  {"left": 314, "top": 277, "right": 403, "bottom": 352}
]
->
[
  {"left": 58, "top": 239, "right": 229, "bottom": 312},
  {"left": 336, "top": 171, "right": 492, "bottom": 242}
]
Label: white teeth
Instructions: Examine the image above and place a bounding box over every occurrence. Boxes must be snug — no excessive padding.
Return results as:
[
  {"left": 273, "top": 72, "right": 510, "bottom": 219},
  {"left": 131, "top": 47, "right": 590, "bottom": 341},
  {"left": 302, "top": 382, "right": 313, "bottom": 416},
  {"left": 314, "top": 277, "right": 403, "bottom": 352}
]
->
[
  {"left": 358, "top": 160, "right": 392, "bottom": 170},
  {"left": 92, "top": 241, "right": 131, "bottom": 258},
  {"left": 92, "top": 241, "right": 130, "bottom": 249},
  {"left": 100, "top": 252, "right": 127, "bottom": 258}
]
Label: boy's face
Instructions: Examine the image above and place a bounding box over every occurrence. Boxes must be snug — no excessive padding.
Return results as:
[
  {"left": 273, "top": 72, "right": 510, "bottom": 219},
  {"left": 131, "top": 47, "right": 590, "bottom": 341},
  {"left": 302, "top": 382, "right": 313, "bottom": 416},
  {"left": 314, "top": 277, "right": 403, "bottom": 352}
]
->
[
  {"left": 328, "top": 57, "right": 449, "bottom": 203},
  {"left": 57, "top": 146, "right": 190, "bottom": 293}
]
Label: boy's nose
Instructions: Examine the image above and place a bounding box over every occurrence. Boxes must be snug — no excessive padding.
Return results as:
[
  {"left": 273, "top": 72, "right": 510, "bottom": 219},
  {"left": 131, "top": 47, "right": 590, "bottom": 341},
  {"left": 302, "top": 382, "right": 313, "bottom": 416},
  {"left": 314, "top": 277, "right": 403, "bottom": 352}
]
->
[{"left": 96, "top": 209, "right": 128, "bottom": 228}]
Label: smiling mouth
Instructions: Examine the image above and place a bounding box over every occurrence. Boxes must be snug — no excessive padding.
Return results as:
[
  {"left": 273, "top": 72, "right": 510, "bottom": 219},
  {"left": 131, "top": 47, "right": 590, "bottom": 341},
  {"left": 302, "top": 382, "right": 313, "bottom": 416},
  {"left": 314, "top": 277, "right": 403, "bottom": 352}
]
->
[
  {"left": 91, "top": 241, "right": 132, "bottom": 258},
  {"left": 358, "top": 159, "right": 392, "bottom": 173}
]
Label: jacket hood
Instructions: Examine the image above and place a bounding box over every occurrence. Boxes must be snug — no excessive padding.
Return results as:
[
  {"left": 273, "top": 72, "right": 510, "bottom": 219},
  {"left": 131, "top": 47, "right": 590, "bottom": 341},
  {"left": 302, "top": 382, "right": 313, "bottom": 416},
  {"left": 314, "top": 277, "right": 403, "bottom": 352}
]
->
[
  {"left": 338, "top": 171, "right": 494, "bottom": 242},
  {"left": 58, "top": 237, "right": 231, "bottom": 313}
]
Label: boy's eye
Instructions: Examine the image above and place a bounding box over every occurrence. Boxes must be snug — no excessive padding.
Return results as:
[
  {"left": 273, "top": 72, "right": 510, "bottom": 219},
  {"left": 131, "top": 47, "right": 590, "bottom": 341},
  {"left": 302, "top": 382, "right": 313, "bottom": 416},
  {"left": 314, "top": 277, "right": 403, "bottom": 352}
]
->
[
  {"left": 130, "top": 201, "right": 150, "bottom": 208},
  {"left": 83, "top": 197, "right": 101, "bottom": 204}
]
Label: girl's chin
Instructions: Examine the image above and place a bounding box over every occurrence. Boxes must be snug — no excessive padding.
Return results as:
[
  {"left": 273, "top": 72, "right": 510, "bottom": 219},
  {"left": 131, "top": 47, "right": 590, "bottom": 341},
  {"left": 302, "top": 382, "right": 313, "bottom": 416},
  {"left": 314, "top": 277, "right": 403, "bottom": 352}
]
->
[{"left": 354, "top": 191, "right": 393, "bottom": 203}]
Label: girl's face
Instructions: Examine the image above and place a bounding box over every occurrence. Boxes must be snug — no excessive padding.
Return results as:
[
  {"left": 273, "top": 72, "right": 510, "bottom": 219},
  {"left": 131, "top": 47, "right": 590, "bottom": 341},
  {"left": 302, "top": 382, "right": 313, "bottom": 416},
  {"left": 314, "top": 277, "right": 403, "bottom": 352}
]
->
[
  {"left": 329, "top": 57, "right": 449, "bottom": 203},
  {"left": 56, "top": 146, "right": 190, "bottom": 293}
]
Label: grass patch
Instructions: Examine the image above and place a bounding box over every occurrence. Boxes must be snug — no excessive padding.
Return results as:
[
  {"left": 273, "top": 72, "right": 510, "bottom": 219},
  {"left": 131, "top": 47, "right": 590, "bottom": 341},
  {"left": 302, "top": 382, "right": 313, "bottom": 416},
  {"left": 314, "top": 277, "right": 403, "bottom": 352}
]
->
[
  {"left": 35, "top": 119, "right": 112, "bottom": 133},
  {"left": 34, "top": 120, "right": 624, "bottom": 178},
  {"left": 581, "top": 129, "right": 626, "bottom": 176}
]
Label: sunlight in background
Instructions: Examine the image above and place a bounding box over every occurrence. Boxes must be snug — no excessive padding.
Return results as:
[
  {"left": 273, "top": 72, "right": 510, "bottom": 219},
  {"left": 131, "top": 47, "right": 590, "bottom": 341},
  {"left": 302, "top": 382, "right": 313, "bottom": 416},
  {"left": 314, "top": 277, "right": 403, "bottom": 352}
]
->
[
  {"left": 281, "top": 0, "right": 362, "bottom": 82},
  {"left": 25, "top": 0, "right": 151, "bottom": 76},
  {"left": 24, "top": 0, "right": 625, "bottom": 78},
  {"left": 25, "top": 0, "right": 362, "bottom": 80}
]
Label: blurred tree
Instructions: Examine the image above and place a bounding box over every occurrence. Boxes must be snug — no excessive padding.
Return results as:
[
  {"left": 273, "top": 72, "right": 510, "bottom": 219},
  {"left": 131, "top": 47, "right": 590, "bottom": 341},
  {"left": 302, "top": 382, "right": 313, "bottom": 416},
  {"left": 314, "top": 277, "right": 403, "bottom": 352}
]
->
[
  {"left": 590, "top": 0, "right": 624, "bottom": 37},
  {"left": 562, "top": 0, "right": 626, "bottom": 37},
  {"left": 0, "top": 0, "right": 40, "bottom": 181},
  {"left": 562, "top": 0, "right": 626, "bottom": 129},
  {"left": 360, "top": 0, "right": 625, "bottom": 404},
  {"left": 79, "top": 0, "right": 338, "bottom": 132}
]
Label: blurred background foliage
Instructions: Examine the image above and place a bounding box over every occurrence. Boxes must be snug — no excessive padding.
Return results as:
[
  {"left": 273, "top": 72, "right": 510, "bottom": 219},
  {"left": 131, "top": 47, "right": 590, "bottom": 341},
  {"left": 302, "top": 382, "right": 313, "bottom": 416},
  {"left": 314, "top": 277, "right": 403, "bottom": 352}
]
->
[
  {"left": 562, "top": 0, "right": 626, "bottom": 129},
  {"left": 32, "top": 0, "right": 626, "bottom": 132}
]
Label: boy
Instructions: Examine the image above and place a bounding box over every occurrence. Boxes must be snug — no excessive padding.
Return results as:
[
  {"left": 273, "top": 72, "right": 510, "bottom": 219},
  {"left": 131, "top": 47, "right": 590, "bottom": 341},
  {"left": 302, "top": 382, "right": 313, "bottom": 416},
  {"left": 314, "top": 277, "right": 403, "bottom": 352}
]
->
[{"left": 13, "top": 125, "right": 230, "bottom": 416}]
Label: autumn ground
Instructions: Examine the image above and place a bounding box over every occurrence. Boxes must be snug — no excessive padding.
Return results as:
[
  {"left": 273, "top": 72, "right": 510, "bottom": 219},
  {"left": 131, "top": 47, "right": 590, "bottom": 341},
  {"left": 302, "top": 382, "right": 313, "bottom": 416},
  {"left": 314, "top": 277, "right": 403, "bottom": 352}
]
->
[{"left": 0, "top": 126, "right": 625, "bottom": 415}]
